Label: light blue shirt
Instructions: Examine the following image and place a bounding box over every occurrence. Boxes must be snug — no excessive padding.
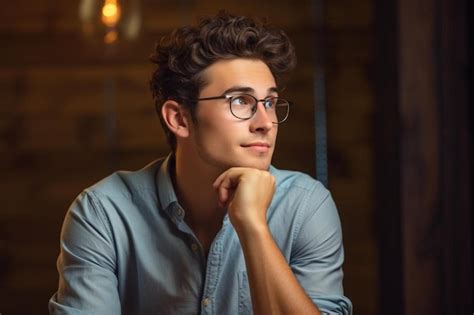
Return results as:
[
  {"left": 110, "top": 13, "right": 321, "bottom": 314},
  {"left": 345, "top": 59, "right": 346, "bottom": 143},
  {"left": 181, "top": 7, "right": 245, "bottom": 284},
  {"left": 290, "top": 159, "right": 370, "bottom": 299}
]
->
[{"left": 49, "top": 155, "right": 352, "bottom": 314}]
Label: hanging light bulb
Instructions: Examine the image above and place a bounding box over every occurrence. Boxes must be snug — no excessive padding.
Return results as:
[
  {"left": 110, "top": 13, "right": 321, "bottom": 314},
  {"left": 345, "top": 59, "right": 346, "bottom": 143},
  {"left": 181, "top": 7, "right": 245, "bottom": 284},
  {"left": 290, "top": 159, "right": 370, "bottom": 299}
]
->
[
  {"left": 79, "top": 0, "right": 141, "bottom": 45},
  {"left": 102, "top": 0, "right": 121, "bottom": 26},
  {"left": 102, "top": 0, "right": 121, "bottom": 44}
]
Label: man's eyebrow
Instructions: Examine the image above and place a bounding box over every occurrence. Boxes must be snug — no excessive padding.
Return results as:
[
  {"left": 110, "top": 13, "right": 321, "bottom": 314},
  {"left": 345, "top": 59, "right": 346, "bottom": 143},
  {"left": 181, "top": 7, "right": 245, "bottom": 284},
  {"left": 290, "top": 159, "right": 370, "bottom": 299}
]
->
[
  {"left": 222, "top": 86, "right": 254, "bottom": 94},
  {"left": 222, "top": 86, "right": 279, "bottom": 95},
  {"left": 268, "top": 87, "right": 279, "bottom": 94}
]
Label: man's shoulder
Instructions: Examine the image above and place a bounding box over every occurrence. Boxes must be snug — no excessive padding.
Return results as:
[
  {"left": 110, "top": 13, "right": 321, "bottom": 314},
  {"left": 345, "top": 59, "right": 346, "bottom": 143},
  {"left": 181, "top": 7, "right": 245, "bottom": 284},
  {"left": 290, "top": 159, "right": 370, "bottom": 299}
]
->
[{"left": 84, "top": 158, "right": 165, "bottom": 200}]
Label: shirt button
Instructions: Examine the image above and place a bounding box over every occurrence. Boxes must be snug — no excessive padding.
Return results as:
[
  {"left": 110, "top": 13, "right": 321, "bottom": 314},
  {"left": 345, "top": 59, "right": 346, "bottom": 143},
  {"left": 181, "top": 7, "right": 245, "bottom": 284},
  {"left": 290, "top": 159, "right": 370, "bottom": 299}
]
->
[
  {"left": 202, "top": 298, "right": 210, "bottom": 307},
  {"left": 191, "top": 243, "right": 199, "bottom": 252},
  {"left": 176, "top": 207, "right": 184, "bottom": 218}
]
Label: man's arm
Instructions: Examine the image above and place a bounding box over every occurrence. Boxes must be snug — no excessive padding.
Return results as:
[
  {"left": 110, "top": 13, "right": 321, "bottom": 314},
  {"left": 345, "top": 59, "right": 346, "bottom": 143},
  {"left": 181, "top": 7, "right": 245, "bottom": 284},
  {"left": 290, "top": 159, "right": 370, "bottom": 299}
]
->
[
  {"left": 49, "top": 191, "right": 121, "bottom": 314},
  {"left": 290, "top": 184, "right": 352, "bottom": 314},
  {"left": 213, "top": 168, "right": 322, "bottom": 315}
]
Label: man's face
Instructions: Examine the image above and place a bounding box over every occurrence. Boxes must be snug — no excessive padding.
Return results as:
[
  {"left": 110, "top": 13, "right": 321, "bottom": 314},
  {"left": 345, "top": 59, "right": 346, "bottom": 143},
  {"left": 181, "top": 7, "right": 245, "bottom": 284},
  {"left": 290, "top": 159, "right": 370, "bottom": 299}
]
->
[{"left": 187, "top": 58, "right": 279, "bottom": 172}]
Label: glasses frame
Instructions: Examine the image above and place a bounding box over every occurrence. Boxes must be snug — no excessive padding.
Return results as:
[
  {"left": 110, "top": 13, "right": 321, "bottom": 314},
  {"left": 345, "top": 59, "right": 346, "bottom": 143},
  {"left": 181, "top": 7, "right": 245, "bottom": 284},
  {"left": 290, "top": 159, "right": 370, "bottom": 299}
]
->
[{"left": 195, "top": 94, "right": 292, "bottom": 124}]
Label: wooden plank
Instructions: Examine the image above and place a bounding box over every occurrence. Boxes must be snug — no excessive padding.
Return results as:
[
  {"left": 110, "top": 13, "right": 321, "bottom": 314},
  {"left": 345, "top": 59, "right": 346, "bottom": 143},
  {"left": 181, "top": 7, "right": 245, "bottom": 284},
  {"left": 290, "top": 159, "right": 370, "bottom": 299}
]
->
[
  {"left": 398, "top": 0, "right": 442, "bottom": 313},
  {"left": 437, "top": 0, "right": 472, "bottom": 312},
  {"left": 326, "top": 0, "right": 373, "bottom": 28},
  {"left": 374, "top": 0, "right": 403, "bottom": 312},
  {"left": 376, "top": 0, "right": 472, "bottom": 313}
]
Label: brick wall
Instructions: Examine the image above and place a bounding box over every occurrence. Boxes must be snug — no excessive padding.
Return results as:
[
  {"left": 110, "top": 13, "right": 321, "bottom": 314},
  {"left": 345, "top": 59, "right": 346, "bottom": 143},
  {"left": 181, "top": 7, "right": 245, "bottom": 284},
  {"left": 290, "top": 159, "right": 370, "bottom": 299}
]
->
[{"left": 0, "top": 1, "right": 377, "bottom": 313}]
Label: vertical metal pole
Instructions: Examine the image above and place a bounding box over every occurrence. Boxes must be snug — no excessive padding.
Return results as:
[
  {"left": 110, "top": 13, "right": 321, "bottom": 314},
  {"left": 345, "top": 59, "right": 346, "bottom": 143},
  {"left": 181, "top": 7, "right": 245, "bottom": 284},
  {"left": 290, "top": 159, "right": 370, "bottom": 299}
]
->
[
  {"left": 312, "top": 0, "right": 328, "bottom": 187},
  {"left": 104, "top": 75, "right": 118, "bottom": 170}
]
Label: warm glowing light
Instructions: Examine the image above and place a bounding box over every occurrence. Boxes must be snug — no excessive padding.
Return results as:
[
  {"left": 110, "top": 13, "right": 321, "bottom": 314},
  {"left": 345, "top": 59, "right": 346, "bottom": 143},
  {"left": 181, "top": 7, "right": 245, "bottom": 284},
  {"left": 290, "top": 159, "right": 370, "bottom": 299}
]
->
[
  {"left": 104, "top": 30, "right": 118, "bottom": 44},
  {"left": 79, "top": 0, "right": 142, "bottom": 43},
  {"left": 101, "top": 0, "right": 121, "bottom": 27},
  {"left": 103, "top": 4, "right": 117, "bottom": 17}
]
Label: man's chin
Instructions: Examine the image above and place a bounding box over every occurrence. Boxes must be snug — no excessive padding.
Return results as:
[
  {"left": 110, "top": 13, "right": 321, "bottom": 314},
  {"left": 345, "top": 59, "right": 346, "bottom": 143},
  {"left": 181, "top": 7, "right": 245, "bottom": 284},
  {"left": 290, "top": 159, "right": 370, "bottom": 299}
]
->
[
  {"left": 230, "top": 157, "right": 272, "bottom": 171},
  {"left": 209, "top": 152, "right": 273, "bottom": 173}
]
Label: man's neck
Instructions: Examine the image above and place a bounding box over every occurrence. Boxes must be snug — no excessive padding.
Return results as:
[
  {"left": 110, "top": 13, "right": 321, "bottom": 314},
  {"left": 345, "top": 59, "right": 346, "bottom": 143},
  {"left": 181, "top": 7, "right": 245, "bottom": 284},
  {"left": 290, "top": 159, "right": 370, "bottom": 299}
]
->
[{"left": 172, "top": 150, "right": 225, "bottom": 232}]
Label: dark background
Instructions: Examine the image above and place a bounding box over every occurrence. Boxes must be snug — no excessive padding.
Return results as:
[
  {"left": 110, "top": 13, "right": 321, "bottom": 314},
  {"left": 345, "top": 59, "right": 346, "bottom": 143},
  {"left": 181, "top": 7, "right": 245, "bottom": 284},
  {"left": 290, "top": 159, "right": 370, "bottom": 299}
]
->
[{"left": 0, "top": 0, "right": 471, "bottom": 314}]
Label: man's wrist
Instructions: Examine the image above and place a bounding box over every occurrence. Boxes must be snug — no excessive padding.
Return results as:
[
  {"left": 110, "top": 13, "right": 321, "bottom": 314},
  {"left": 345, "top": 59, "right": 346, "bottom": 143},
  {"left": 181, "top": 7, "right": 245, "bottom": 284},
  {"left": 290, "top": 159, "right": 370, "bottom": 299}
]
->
[{"left": 232, "top": 215, "right": 271, "bottom": 241}]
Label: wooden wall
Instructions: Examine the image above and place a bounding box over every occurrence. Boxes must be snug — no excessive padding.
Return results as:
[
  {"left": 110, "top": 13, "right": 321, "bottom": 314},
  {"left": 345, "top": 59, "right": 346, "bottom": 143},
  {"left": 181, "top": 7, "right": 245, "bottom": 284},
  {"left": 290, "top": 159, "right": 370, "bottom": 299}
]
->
[
  {"left": 0, "top": 0, "right": 378, "bottom": 313},
  {"left": 324, "top": 1, "right": 377, "bottom": 314}
]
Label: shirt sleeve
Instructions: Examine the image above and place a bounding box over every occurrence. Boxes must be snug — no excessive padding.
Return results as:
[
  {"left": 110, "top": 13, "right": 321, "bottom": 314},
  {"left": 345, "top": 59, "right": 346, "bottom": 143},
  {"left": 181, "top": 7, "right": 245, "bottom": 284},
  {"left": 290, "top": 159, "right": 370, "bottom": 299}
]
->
[
  {"left": 49, "top": 190, "right": 121, "bottom": 315},
  {"left": 290, "top": 185, "right": 353, "bottom": 315}
]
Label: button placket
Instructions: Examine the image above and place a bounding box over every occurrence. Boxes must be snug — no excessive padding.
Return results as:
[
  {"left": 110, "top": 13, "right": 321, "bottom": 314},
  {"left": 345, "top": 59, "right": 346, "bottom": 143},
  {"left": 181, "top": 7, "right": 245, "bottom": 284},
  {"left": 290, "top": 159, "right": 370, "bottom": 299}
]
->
[{"left": 200, "top": 226, "right": 227, "bottom": 315}]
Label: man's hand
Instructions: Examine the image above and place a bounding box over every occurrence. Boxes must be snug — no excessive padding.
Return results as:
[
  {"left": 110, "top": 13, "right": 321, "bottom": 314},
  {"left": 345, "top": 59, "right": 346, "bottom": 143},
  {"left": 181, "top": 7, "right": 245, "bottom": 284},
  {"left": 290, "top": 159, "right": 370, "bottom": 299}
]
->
[{"left": 212, "top": 167, "right": 275, "bottom": 231}]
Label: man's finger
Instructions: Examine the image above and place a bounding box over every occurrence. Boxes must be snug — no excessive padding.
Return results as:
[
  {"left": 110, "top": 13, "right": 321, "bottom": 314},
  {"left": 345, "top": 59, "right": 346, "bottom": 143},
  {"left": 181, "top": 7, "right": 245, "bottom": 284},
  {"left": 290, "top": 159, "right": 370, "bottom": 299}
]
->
[
  {"left": 213, "top": 167, "right": 244, "bottom": 189},
  {"left": 214, "top": 172, "right": 239, "bottom": 206}
]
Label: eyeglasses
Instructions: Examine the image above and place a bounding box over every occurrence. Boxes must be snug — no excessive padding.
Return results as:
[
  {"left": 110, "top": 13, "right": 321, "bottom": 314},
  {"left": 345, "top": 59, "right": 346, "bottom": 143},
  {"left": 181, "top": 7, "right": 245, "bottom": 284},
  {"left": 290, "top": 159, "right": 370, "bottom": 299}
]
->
[{"left": 195, "top": 94, "right": 291, "bottom": 124}]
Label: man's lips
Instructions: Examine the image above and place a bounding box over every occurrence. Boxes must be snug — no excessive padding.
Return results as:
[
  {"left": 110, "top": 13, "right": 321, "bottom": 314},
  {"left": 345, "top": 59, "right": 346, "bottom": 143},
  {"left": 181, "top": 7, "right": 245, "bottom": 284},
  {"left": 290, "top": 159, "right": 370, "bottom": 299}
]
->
[
  {"left": 241, "top": 142, "right": 271, "bottom": 148},
  {"left": 241, "top": 142, "right": 271, "bottom": 153}
]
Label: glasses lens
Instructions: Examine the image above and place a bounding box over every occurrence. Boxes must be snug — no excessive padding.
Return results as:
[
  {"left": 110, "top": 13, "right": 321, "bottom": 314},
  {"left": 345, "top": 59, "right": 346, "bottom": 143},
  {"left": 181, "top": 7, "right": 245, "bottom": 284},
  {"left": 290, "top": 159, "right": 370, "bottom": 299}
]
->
[
  {"left": 230, "top": 95, "right": 256, "bottom": 119},
  {"left": 229, "top": 95, "right": 290, "bottom": 123},
  {"left": 273, "top": 98, "right": 290, "bottom": 123}
]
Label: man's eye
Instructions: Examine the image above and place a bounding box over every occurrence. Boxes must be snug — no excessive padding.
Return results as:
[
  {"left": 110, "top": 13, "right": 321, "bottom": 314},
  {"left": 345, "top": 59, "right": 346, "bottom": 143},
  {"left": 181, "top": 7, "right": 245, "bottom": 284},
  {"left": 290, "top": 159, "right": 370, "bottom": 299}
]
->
[
  {"left": 230, "top": 96, "right": 252, "bottom": 106},
  {"left": 264, "top": 98, "right": 277, "bottom": 109}
]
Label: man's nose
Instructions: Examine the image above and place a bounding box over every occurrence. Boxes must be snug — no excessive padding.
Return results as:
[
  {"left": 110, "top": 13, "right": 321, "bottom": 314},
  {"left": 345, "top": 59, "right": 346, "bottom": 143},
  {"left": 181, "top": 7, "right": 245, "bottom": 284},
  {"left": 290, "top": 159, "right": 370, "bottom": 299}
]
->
[{"left": 249, "top": 102, "right": 274, "bottom": 132}]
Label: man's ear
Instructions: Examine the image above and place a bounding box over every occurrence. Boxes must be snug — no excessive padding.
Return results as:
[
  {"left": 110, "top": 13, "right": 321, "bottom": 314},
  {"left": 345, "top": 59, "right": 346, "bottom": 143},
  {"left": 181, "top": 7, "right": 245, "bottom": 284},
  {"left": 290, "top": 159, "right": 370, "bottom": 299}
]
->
[{"left": 161, "top": 100, "right": 191, "bottom": 138}]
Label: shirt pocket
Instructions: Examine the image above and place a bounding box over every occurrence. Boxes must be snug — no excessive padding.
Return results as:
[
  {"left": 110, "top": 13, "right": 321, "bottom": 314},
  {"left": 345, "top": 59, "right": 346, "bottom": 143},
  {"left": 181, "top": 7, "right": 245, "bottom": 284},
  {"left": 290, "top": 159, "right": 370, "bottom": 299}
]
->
[{"left": 238, "top": 270, "right": 253, "bottom": 315}]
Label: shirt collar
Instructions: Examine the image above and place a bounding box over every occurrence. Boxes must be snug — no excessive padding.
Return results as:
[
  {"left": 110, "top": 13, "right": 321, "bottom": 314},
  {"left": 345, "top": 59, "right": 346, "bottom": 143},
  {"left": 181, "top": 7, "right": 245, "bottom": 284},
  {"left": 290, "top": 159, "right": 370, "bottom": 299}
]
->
[
  {"left": 156, "top": 155, "right": 281, "bottom": 215},
  {"left": 156, "top": 153, "right": 179, "bottom": 211}
]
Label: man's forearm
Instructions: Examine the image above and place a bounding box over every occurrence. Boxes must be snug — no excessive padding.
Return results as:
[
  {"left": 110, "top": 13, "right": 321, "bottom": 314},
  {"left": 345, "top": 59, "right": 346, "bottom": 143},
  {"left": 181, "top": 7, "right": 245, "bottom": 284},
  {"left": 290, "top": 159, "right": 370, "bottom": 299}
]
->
[
  {"left": 213, "top": 168, "right": 322, "bottom": 314},
  {"left": 235, "top": 223, "right": 321, "bottom": 315}
]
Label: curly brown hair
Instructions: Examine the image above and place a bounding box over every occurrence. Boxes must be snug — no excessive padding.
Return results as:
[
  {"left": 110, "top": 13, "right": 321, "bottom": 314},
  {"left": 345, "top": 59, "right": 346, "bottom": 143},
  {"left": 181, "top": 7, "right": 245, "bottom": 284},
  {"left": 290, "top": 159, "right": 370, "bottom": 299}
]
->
[{"left": 149, "top": 11, "right": 297, "bottom": 151}]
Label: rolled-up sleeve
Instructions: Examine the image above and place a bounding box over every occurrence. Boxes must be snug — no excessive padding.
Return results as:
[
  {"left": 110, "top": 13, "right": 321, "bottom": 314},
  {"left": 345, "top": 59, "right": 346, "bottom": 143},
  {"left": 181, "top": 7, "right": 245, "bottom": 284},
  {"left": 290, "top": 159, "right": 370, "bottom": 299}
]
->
[
  {"left": 49, "top": 191, "right": 121, "bottom": 315},
  {"left": 290, "top": 185, "right": 352, "bottom": 315}
]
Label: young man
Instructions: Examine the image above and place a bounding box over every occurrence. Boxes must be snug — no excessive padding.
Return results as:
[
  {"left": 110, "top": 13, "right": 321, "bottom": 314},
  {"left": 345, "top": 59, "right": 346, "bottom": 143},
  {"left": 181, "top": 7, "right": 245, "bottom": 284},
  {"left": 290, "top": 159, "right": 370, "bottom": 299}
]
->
[{"left": 49, "top": 12, "right": 352, "bottom": 314}]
